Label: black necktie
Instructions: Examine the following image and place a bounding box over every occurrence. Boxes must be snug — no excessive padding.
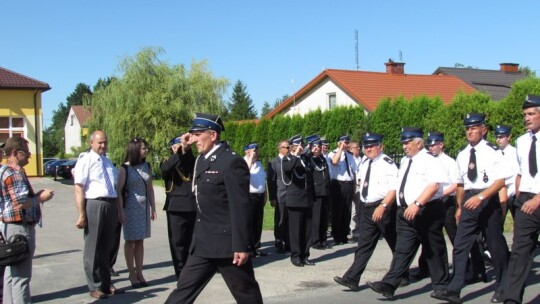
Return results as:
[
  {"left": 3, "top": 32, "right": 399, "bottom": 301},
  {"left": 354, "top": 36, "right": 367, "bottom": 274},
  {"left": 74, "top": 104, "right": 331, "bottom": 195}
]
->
[
  {"left": 344, "top": 152, "right": 352, "bottom": 179},
  {"left": 361, "top": 159, "right": 372, "bottom": 199},
  {"left": 467, "top": 148, "right": 477, "bottom": 182},
  {"left": 398, "top": 159, "right": 412, "bottom": 206},
  {"left": 529, "top": 135, "right": 537, "bottom": 177}
]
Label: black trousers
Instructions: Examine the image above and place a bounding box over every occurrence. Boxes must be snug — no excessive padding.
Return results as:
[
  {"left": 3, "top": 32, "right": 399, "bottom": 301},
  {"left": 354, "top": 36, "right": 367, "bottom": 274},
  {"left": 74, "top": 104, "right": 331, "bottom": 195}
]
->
[
  {"left": 249, "top": 193, "right": 265, "bottom": 249},
  {"left": 381, "top": 200, "right": 449, "bottom": 291},
  {"left": 110, "top": 223, "right": 122, "bottom": 270},
  {"left": 311, "top": 195, "right": 329, "bottom": 245},
  {"left": 448, "top": 190, "right": 509, "bottom": 293},
  {"left": 273, "top": 198, "right": 289, "bottom": 249},
  {"left": 166, "top": 210, "right": 196, "bottom": 278},
  {"left": 165, "top": 255, "right": 263, "bottom": 304},
  {"left": 503, "top": 192, "right": 540, "bottom": 303},
  {"left": 288, "top": 206, "right": 312, "bottom": 262},
  {"left": 331, "top": 180, "right": 355, "bottom": 243},
  {"left": 343, "top": 203, "right": 397, "bottom": 283}
]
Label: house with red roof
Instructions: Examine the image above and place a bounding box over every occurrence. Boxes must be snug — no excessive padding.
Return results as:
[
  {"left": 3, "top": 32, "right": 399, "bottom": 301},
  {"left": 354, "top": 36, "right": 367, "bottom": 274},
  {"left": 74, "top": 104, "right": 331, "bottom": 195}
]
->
[
  {"left": 264, "top": 60, "right": 477, "bottom": 119},
  {"left": 64, "top": 105, "right": 92, "bottom": 154},
  {"left": 0, "top": 66, "right": 50, "bottom": 176}
]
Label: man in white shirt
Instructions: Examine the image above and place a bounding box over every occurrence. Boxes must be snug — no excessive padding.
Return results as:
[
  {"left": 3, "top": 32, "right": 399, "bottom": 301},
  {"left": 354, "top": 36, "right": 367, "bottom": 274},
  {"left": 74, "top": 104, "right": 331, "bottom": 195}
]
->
[
  {"left": 494, "top": 125, "right": 519, "bottom": 221},
  {"left": 328, "top": 135, "right": 358, "bottom": 245},
  {"left": 502, "top": 95, "right": 540, "bottom": 304},
  {"left": 73, "top": 130, "right": 124, "bottom": 300},
  {"left": 244, "top": 143, "right": 267, "bottom": 257}
]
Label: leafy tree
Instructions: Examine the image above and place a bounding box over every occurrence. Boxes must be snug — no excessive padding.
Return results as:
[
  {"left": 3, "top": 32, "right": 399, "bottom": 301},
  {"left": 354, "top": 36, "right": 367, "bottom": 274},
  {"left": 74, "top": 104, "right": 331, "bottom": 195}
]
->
[
  {"left": 518, "top": 66, "right": 536, "bottom": 78},
  {"left": 86, "top": 47, "right": 228, "bottom": 169},
  {"left": 226, "top": 80, "right": 257, "bottom": 120}
]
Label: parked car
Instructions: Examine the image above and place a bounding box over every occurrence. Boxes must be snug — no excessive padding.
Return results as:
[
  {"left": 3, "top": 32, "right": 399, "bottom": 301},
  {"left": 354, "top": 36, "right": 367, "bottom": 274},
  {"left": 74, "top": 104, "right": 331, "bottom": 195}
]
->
[
  {"left": 43, "top": 158, "right": 57, "bottom": 168},
  {"left": 44, "top": 159, "right": 67, "bottom": 176},
  {"left": 56, "top": 160, "right": 77, "bottom": 179}
]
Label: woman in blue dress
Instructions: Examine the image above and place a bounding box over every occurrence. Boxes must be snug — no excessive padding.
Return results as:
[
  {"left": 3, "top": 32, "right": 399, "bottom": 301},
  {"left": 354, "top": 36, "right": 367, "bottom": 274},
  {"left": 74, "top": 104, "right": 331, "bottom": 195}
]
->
[{"left": 117, "top": 138, "right": 157, "bottom": 288}]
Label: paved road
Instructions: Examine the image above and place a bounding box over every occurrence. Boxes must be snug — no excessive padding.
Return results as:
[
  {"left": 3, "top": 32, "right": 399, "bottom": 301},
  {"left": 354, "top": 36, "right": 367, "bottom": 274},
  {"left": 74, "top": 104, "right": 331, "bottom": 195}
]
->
[{"left": 25, "top": 177, "right": 540, "bottom": 303}]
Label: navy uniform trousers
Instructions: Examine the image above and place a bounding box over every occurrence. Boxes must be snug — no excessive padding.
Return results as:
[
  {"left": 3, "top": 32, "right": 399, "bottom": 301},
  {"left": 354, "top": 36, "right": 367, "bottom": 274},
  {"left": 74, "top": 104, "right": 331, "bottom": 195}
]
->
[
  {"left": 165, "top": 255, "right": 263, "bottom": 304},
  {"left": 447, "top": 190, "right": 509, "bottom": 294},
  {"left": 343, "top": 202, "right": 397, "bottom": 283},
  {"left": 381, "top": 199, "right": 449, "bottom": 291},
  {"left": 503, "top": 193, "right": 540, "bottom": 303}
]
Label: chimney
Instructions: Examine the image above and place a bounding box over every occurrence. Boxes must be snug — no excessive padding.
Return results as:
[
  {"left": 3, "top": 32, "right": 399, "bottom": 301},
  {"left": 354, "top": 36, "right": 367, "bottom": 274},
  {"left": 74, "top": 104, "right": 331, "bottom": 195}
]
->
[
  {"left": 385, "top": 59, "right": 405, "bottom": 74},
  {"left": 499, "top": 63, "right": 519, "bottom": 73}
]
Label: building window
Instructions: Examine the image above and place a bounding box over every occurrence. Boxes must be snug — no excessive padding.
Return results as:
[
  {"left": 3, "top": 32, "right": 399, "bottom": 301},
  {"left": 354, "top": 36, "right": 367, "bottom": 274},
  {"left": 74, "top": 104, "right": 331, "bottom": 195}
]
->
[
  {"left": 328, "top": 93, "right": 337, "bottom": 110},
  {"left": 0, "top": 116, "right": 25, "bottom": 143},
  {"left": 70, "top": 114, "right": 74, "bottom": 126}
]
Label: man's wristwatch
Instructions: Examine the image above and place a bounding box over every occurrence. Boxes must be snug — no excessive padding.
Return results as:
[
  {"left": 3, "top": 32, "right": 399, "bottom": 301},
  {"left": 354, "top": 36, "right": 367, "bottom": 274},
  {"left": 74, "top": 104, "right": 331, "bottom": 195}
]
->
[
  {"left": 414, "top": 200, "right": 423, "bottom": 208},
  {"left": 477, "top": 194, "right": 485, "bottom": 201},
  {"left": 380, "top": 202, "right": 387, "bottom": 209}
]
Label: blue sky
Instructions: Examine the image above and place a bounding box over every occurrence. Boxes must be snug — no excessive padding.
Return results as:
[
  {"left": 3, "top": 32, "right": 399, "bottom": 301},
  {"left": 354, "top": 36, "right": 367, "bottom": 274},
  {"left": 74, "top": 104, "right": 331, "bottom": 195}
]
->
[{"left": 1, "top": 1, "right": 538, "bottom": 127}]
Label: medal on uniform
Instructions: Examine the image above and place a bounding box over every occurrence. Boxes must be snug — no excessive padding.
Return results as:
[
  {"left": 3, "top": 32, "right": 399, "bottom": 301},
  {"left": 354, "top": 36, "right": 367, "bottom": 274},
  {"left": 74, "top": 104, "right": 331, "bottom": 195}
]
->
[{"left": 483, "top": 171, "right": 489, "bottom": 183}]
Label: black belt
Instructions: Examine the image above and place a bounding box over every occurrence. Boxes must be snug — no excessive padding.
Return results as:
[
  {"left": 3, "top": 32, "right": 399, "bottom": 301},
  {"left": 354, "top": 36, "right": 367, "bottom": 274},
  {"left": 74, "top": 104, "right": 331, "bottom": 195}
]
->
[
  {"left": 363, "top": 200, "right": 383, "bottom": 208},
  {"left": 9, "top": 221, "right": 36, "bottom": 226},
  {"left": 92, "top": 197, "right": 117, "bottom": 203},
  {"left": 337, "top": 180, "right": 354, "bottom": 184},
  {"left": 250, "top": 193, "right": 265, "bottom": 198}
]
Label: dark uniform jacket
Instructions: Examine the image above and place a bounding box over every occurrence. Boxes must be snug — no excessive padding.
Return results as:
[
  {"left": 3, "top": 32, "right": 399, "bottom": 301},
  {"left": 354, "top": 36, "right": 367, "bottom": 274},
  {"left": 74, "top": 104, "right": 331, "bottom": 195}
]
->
[
  {"left": 161, "top": 149, "right": 197, "bottom": 212},
  {"left": 267, "top": 156, "right": 287, "bottom": 204},
  {"left": 282, "top": 152, "right": 315, "bottom": 208},
  {"left": 311, "top": 155, "right": 330, "bottom": 197},
  {"left": 190, "top": 142, "right": 253, "bottom": 258}
]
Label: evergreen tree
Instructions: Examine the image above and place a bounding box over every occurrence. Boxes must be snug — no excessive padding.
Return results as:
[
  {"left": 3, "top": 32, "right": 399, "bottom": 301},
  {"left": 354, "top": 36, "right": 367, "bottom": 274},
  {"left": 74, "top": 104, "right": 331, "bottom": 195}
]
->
[
  {"left": 227, "top": 80, "right": 257, "bottom": 120},
  {"left": 260, "top": 101, "right": 272, "bottom": 118}
]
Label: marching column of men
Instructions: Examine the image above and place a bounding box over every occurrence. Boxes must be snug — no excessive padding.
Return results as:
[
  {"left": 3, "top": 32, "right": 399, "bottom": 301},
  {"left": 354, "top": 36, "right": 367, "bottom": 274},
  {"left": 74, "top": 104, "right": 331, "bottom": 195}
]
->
[{"left": 159, "top": 96, "right": 540, "bottom": 303}]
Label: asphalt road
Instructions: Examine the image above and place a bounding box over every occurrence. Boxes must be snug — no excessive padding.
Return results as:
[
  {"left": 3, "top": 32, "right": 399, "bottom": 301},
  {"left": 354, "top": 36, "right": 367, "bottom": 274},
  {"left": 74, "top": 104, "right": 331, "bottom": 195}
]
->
[{"left": 24, "top": 177, "right": 540, "bottom": 304}]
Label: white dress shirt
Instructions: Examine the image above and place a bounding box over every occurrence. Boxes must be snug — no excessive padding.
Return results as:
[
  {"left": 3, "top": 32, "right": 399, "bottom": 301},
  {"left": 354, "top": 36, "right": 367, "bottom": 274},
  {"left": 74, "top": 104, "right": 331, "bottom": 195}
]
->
[
  {"left": 516, "top": 130, "right": 540, "bottom": 194},
  {"left": 73, "top": 150, "right": 118, "bottom": 199}
]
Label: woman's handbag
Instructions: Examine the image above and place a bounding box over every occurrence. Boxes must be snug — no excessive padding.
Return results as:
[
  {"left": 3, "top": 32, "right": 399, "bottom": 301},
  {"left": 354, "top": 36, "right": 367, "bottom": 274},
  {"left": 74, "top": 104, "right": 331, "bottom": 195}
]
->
[{"left": 0, "top": 233, "right": 29, "bottom": 266}]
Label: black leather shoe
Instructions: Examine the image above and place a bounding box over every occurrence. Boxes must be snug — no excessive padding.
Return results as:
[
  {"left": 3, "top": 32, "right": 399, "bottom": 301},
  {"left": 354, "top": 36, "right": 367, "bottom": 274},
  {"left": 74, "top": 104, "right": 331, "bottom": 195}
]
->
[
  {"left": 491, "top": 291, "right": 504, "bottom": 303},
  {"left": 409, "top": 270, "right": 430, "bottom": 281},
  {"left": 312, "top": 243, "right": 327, "bottom": 250},
  {"left": 291, "top": 260, "right": 304, "bottom": 267},
  {"left": 302, "top": 259, "right": 315, "bottom": 266},
  {"left": 430, "top": 289, "right": 461, "bottom": 304},
  {"left": 334, "top": 276, "right": 360, "bottom": 291},
  {"left": 366, "top": 281, "right": 394, "bottom": 299},
  {"left": 465, "top": 272, "right": 488, "bottom": 284}
]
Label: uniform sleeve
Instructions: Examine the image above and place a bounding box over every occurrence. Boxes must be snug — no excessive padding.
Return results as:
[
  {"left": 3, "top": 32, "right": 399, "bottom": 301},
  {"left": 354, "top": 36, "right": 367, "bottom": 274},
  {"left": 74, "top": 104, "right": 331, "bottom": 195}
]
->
[{"left": 224, "top": 155, "right": 253, "bottom": 252}]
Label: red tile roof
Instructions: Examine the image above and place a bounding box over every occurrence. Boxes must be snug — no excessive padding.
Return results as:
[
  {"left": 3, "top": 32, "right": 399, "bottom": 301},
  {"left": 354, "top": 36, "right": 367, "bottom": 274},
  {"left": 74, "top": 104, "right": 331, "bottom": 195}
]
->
[
  {"left": 71, "top": 105, "right": 92, "bottom": 125},
  {"left": 265, "top": 69, "right": 476, "bottom": 119},
  {"left": 0, "top": 66, "right": 50, "bottom": 91}
]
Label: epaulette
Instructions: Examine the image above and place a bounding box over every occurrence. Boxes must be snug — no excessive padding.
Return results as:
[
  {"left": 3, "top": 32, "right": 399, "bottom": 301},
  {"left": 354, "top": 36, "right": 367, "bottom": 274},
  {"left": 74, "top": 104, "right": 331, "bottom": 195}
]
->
[
  {"left": 383, "top": 156, "right": 394, "bottom": 164},
  {"left": 486, "top": 142, "right": 499, "bottom": 151}
]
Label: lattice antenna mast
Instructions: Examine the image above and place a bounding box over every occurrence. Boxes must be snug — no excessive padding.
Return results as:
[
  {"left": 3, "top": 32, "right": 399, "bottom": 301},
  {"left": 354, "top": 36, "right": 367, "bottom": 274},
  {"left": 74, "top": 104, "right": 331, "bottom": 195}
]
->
[{"left": 355, "top": 30, "right": 359, "bottom": 70}]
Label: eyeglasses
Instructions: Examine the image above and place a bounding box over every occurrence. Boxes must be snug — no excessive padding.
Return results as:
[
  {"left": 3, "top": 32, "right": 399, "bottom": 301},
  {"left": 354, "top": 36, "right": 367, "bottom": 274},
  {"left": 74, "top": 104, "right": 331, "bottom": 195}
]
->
[
  {"left": 17, "top": 150, "right": 30, "bottom": 155},
  {"left": 280, "top": 146, "right": 290, "bottom": 150}
]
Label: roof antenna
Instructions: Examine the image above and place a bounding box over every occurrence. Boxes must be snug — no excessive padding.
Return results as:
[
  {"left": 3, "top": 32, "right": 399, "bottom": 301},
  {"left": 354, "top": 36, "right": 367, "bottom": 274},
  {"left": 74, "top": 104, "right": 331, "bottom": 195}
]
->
[{"left": 399, "top": 50, "right": 403, "bottom": 62}]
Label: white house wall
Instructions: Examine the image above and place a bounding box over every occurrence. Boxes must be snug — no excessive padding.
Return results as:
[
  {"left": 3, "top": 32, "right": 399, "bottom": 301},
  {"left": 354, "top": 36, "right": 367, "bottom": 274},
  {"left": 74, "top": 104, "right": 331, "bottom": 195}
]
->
[
  {"left": 64, "top": 107, "right": 82, "bottom": 154},
  {"left": 282, "top": 78, "right": 358, "bottom": 117}
]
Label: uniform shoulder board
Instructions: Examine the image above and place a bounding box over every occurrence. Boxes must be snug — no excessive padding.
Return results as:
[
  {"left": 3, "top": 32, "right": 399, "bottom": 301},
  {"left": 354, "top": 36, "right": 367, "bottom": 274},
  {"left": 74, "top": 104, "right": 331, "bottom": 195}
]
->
[
  {"left": 486, "top": 142, "right": 499, "bottom": 151},
  {"left": 383, "top": 156, "right": 394, "bottom": 164}
]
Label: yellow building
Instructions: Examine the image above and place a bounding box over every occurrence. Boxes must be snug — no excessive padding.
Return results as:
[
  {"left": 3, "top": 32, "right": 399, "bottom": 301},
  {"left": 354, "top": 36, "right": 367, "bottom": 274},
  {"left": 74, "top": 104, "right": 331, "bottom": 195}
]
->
[{"left": 0, "top": 66, "right": 50, "bottom": 176}]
